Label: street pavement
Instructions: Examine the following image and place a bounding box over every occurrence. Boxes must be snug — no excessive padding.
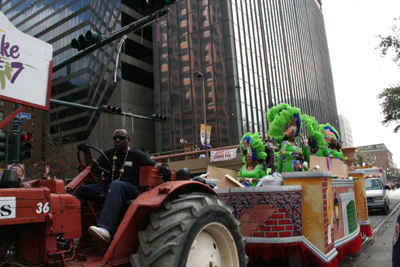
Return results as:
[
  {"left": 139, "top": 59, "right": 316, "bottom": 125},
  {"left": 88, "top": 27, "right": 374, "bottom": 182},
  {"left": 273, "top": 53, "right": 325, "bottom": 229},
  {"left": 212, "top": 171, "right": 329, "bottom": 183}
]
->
[{"left": 342, "top": 189, "right": 400, "bottom": 267}]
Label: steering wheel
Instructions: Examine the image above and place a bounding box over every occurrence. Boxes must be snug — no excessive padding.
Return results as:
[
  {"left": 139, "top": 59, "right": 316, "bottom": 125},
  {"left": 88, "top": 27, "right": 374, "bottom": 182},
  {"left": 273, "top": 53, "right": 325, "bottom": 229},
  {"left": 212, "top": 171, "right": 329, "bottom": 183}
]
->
[{"left": 77, "top": 143, "right": 112, "bottom": 180}]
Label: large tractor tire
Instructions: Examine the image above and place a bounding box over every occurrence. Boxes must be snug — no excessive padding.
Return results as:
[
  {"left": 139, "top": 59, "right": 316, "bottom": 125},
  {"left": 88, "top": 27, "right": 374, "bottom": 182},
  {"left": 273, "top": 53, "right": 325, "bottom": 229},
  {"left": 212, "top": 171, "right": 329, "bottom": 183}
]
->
[{"left": 130, "top": 193, "right": 247, "bottom": 267}]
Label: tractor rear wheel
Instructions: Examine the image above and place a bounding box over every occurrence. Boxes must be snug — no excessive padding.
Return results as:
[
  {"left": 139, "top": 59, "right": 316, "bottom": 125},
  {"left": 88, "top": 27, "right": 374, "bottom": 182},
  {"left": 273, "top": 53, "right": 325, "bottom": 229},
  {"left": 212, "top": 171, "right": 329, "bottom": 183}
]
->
[{"left": 130, "top": 193, "right": 247, "bottom": 267}]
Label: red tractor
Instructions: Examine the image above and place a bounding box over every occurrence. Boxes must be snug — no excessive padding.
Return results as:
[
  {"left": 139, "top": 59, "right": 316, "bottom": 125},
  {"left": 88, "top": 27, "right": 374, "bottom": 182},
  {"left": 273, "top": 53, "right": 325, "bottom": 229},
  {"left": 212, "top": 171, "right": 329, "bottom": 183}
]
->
[{"left": 0, "top": 144, "right": 246, "bottom": 266}]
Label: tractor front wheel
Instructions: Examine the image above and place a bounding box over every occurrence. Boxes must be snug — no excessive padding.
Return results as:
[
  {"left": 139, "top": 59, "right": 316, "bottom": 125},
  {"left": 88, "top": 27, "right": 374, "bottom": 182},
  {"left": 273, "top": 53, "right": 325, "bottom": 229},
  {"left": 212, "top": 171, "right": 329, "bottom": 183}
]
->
[{"left": 130, "top": 193, "right": 247, "bottom": 267}]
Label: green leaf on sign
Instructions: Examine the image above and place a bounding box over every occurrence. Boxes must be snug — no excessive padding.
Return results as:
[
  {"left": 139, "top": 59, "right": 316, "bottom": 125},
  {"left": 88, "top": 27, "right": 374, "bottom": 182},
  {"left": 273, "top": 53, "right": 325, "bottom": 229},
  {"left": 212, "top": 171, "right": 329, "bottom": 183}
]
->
[
  {"left": 4, "top": 62, "right": 13, "bottom": 81},
  {"left": 0, "top": 73, "right": 5, "bottom": 90},
  {"left": 0, "top": 61, "right": 14, "bottom": 89}
]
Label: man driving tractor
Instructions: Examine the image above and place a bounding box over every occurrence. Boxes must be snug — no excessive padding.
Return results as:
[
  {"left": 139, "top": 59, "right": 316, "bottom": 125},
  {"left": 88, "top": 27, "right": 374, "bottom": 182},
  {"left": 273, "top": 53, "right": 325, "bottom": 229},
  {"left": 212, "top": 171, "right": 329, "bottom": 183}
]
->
[{"left": 75, "top": 129, "right": 171, "bottom": 245}]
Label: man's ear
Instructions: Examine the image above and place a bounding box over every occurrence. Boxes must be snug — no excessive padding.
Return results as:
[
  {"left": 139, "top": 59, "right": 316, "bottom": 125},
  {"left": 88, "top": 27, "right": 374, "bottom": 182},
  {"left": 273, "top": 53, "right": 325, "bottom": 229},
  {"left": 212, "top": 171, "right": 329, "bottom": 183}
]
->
[{"left": 128, "top": 137, "right": 131, "bottom": 142}]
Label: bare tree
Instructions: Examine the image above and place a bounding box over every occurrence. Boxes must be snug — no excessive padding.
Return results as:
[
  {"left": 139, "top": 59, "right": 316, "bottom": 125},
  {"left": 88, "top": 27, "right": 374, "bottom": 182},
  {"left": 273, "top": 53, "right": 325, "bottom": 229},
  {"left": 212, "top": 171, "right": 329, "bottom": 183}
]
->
[
  {"left": 354, "top": 147, "right": 372, "bottom": 167},
  {"left": 24, "top": 109, "right": 79, "bottom": 181}
]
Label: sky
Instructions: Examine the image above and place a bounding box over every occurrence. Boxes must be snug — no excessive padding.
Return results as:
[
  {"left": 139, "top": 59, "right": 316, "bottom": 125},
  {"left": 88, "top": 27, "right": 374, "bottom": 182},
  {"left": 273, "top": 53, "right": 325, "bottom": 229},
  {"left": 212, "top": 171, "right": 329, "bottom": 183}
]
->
[{"left": 322, "top": 0, "right": 400, "bottom": 167}]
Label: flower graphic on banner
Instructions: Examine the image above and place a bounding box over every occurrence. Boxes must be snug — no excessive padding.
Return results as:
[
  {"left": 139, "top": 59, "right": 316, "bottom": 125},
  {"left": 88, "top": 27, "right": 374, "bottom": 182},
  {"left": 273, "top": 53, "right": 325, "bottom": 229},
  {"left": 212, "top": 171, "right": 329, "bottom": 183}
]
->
[
  {"left": 0, "top": 60, "right": 13, "bottom": 89},
  {"left": 0, "top": 30, "right": 31, "bottom": 90}
]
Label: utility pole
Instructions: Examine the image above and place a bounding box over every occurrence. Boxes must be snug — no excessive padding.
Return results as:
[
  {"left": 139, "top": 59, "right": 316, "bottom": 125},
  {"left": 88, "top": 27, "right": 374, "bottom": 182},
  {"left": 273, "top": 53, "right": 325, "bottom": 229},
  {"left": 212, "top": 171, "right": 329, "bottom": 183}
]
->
[{"left": 194, "top": 71, "right": 209, "bottom": 169}]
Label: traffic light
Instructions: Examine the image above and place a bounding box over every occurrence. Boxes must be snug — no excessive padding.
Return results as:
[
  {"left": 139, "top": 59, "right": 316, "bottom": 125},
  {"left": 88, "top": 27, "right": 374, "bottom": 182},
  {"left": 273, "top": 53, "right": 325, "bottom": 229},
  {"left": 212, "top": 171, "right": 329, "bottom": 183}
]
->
[
  {"left": 138, "top": 0, "right": 177, "bottom": 14},
  {"left": 71, "top": 30, "right": 101, "bottom": 51},
  {"left": 101, "top": 105, "right": 122, "bottom": 114},
  {"left": 0, "top": 133, "right": 6, "bottom": 161},
  {"left": 19, "top": 132, "right": 32, "bottom": 161},
  {"left": 151, "top": 114, "right": 167, "bottom": 122}
]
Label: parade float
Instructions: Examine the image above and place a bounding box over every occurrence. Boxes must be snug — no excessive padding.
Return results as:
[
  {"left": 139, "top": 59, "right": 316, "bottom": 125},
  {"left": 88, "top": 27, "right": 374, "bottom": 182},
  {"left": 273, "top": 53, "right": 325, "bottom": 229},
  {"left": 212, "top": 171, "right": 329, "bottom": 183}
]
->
[
  {"left": 213, "top": 104, "right": 371, "bottom": 266},
  {"left": 156, "top": 143, "right": 372, "bottom": 266},
  {"left": 153, "top": 103, "right": 373, "bottom": 266},
  {"left": 213, "top": 154, "right": 371, "bottom": 267}
]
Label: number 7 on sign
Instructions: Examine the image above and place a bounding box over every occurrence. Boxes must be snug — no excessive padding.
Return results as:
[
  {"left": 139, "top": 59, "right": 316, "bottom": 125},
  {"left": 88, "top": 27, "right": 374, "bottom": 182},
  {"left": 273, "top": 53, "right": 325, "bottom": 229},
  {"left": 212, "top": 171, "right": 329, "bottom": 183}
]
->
[{"left": 10, "top": 62, "right": 24, "bottom": 84}]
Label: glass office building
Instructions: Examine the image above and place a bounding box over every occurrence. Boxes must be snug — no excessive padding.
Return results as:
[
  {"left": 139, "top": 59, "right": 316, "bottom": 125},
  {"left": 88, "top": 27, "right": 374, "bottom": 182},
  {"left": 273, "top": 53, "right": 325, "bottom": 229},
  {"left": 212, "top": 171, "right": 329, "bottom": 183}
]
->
[
  {"left": 2, "top": 0, "right": 339, "bottom": 154},
  {"left": 153, "top": 0, "right": 339, "bottom": 152},
  {"left": 1, "top": 0, "right": 158, "bottom": 153}
]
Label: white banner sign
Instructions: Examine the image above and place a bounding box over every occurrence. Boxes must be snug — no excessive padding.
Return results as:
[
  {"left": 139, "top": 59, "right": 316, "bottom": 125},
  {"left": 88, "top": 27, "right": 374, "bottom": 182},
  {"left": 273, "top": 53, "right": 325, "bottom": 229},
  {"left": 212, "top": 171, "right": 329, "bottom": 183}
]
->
[
  {"left": 210, "top": 148, "right": 237, "bottom": 162},
  {"left": 0, "top": 11, "right": 53, "bottom": 110},
  {"left": 0, "top": 197, "right": 16, "bottom": 219}
]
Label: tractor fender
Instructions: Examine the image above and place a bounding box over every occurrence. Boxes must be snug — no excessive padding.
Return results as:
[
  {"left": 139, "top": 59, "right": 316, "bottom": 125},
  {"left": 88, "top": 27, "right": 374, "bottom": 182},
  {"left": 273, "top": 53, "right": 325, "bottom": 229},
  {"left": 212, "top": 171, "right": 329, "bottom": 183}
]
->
[{"left": 134, "top": 180, "right": 216, "bottom": 208}]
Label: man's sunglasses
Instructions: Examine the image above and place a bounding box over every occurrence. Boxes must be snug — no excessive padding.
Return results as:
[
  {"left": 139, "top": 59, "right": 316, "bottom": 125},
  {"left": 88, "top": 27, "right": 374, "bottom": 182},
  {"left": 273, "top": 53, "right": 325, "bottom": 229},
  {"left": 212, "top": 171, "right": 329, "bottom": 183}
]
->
[{"left": 112, "top": 136, "right": 128, "bottom": 140}]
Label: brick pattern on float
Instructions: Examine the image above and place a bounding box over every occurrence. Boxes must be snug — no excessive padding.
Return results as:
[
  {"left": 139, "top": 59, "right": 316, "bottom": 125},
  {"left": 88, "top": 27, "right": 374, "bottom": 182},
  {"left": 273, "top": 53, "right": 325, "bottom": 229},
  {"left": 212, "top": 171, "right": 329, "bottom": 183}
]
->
[
  {"left": 251, "top": 208, "right": 295, "bottom": 238},
  {"left": 218, "top": 191, "right": 302, "bottom": 237}
]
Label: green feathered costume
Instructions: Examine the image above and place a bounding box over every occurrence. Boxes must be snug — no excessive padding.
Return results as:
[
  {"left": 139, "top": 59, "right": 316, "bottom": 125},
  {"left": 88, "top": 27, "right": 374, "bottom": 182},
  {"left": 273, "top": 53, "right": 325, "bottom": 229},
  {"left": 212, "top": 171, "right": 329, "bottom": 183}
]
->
[
  {"left": 237, "top": 132, "right": 267, "bottom": 187},
  {"left": 302, "top": 114, "right": 331, "bottom": 166},
  {"left": 267, "top": 103, "right": 303, "bottom": 172},
  {"left": 320, "top": 123, "right": 343, "bottom": 160}
]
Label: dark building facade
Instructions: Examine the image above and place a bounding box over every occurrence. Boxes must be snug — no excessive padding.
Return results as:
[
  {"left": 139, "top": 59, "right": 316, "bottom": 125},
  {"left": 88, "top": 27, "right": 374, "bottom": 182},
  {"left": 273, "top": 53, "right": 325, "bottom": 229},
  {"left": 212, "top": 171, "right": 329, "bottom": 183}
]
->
[
  {"left": 1, "top": 0, "right": 158, "bottom": 154},
  {"left": 2, "top": 0, "right": 339, "bottom": 156},
  {"left": 153, "top": 0, "right": 339, "bottom": 152}
]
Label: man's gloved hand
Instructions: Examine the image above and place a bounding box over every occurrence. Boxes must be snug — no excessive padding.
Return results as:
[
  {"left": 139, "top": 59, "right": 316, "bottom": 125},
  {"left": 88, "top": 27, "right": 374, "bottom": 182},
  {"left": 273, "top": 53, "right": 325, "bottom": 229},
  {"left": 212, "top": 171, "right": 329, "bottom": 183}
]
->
[{"left": 159, "top": 163, "right": 171, "bottom": 182}]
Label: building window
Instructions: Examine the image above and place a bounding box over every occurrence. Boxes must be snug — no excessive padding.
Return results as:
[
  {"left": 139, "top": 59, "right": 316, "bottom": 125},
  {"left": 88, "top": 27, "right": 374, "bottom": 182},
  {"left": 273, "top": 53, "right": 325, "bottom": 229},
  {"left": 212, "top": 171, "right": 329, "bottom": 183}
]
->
[
  {"left": 0, "top": 111, "right": 3, "bottom": 121},
  {"left": 0, "top": 100, "right": 4, "bottom": 106},
  {"left": 31, "top": 117, "right": 35, "bottom": 126}
]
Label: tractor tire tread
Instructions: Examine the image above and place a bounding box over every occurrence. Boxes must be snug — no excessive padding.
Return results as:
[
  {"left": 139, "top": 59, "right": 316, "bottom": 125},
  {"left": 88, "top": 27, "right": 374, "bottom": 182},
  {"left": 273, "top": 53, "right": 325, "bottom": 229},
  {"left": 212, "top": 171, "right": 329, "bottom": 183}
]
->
[{"left": 130, "top": 192, "right": 246, "bottom": 267}]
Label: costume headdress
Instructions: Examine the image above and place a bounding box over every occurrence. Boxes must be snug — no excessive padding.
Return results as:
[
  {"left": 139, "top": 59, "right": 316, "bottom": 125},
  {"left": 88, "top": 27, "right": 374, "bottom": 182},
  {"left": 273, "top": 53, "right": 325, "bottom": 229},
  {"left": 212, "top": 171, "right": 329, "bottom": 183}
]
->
[
  {"left": 240, "top": 132, "right": 267, "bottom": 164},
  {"left": 267, "top": 103, "right": 302, "bottom": 141},
  {"left": 319, "top": 123, "right": 340, "bottom": 145},
  {"left": 302, "top": 114, "right": 325, "bottom": 147}
]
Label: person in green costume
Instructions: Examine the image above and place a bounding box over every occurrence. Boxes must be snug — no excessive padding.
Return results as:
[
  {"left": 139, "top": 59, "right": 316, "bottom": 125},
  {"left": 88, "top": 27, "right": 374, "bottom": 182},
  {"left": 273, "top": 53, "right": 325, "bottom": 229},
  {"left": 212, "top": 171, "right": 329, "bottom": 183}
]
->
[
  {"left": 320, "top": 123, "right": 343, "bottom": 160},
  {"left": 237, "top": 132, "right": 268, "bottom": 187},
  {"left": 302, "top": 114, "right": 331, "bottom": 166},
  {"left": 329, "top": 139, "right": 344, "bottom": 160},
  {"left": 267, "top": 103, "right": 303, "bottom": 172}
]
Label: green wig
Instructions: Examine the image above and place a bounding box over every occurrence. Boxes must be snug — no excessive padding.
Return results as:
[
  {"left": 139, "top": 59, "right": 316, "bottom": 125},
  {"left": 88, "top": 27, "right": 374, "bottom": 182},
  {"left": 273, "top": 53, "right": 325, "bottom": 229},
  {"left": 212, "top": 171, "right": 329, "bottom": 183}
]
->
[
  {"left": 240, "top": 132, "right": 267, "bottom": 164},
  {"left": 302, "top": 114, "right": 325, "bottom": 147},
  {"left": 267, "top": 103, "right": 302, "bottom": 140}
]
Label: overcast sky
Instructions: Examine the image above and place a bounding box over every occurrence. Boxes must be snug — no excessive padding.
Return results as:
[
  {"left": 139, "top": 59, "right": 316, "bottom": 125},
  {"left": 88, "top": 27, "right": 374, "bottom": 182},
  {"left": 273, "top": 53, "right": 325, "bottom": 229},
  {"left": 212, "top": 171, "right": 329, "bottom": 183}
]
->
[{"left": 322, "top": 0, "right": 400, "bottom": 167}]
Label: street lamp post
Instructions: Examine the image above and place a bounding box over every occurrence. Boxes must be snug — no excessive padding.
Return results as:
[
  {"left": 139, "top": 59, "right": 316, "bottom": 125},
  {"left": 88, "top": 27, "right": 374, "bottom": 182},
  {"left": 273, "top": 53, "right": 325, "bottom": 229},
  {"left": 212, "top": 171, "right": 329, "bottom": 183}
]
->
[{"left": 194, "top": 71, "right": 208, "bottom": 168}]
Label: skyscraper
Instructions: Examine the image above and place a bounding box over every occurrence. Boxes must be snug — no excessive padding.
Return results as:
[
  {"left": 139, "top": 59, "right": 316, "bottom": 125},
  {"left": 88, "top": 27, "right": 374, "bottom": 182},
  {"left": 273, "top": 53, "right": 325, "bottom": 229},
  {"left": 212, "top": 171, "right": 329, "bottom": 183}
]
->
[{"left": 153, "top": 0, "right": 340, "bottom": 152}]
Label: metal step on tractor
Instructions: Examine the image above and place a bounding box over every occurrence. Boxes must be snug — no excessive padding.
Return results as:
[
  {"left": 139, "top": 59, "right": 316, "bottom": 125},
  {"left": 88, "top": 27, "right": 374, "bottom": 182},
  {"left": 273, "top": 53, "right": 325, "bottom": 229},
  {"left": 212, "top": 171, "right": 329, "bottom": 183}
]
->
[{"left": 0, "top": 144, "right": 247, "bottom": 267}]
